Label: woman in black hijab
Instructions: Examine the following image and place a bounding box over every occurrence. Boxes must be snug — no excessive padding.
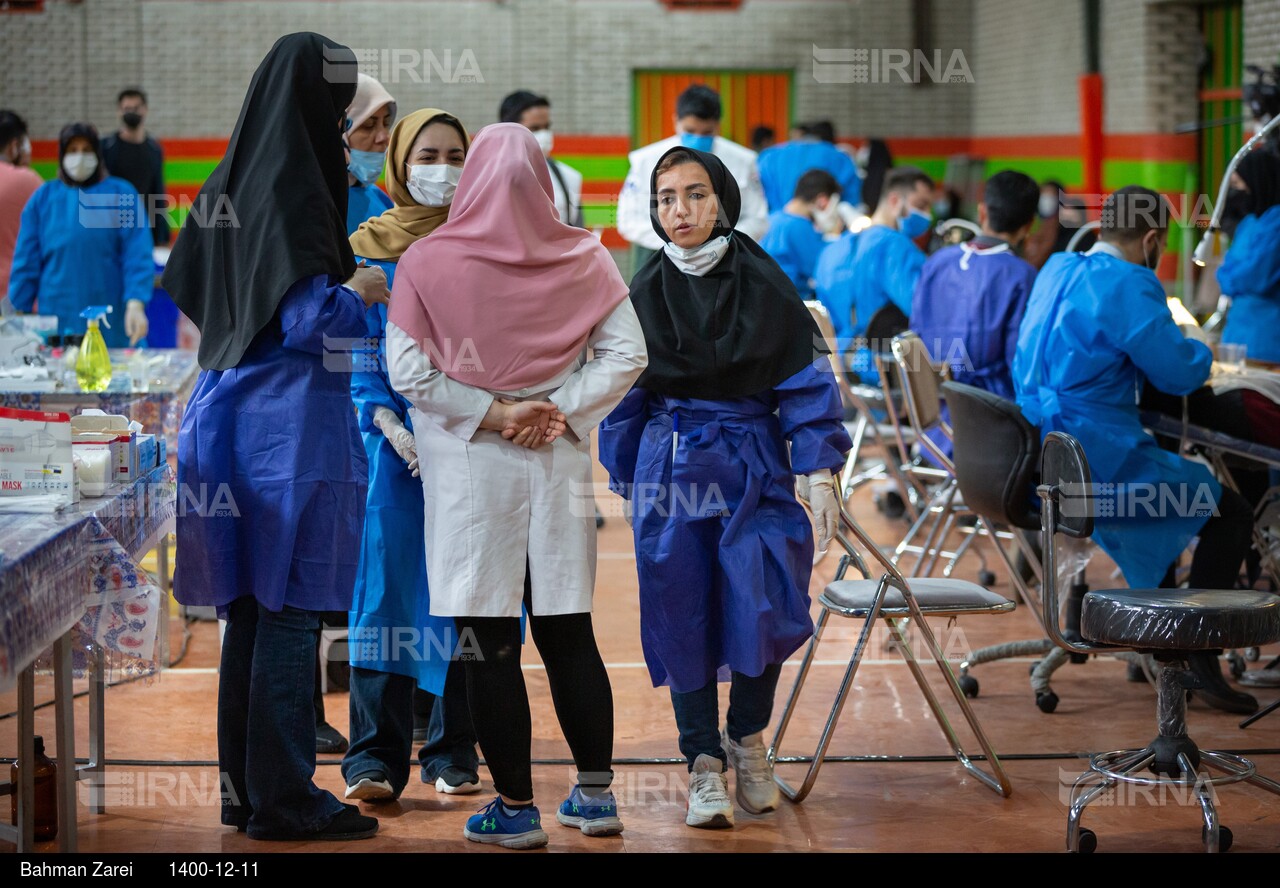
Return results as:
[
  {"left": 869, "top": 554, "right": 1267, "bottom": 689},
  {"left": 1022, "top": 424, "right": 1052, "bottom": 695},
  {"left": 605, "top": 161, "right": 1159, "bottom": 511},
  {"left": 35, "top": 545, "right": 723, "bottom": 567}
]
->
[
  {"left": 162, "top": 32, "right": 389, "bottom": 841},
  {"left": 599, "top": 147, "right": 850, "bottom": 830}
]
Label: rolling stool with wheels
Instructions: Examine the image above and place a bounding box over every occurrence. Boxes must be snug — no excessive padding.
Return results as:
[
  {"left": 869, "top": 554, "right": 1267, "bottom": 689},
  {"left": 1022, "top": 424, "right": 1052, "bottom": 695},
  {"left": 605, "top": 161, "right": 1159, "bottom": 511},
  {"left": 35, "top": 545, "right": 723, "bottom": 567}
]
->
[{"left": 1037, "top": 431, "right": 1280, "bottom": 853}]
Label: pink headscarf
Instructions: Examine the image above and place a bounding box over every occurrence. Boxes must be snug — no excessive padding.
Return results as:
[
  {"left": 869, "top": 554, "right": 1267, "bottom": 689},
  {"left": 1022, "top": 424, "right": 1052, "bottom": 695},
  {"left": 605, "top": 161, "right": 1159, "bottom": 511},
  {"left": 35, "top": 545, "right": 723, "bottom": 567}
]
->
[{"left": 388, "top": 123, "right": 628, "bottom": 392}]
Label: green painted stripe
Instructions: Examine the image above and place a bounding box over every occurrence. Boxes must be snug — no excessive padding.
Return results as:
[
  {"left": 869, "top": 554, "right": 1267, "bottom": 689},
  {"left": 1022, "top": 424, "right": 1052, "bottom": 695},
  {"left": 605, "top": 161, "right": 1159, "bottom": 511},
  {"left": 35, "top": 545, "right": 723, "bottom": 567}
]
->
[
  {"left": 554, "top": 155, "right": 629, "bottom": 180},
  {"left": 983, "top": 157, "right": 1081, "bottom": 186},
  {"left": 32, "top": 160, "right": 56, "bottom": 179},
  {"left": 1103, "top": 160, "right": 1195, "bottom": 193},
  {"left": 164, "top": 159, "right": 219, "bottom": 182},
  {"left": 893, "top": 156, "right": 948, "bottom": 181},
  {"left": 583, "top": 205, "right": 617, "bottom": 227}
]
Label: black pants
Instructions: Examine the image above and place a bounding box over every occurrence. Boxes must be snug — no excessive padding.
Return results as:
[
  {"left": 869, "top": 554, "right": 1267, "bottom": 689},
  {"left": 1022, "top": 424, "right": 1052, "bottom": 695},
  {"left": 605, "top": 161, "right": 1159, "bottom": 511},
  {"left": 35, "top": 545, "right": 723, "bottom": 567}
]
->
[
  {"left": 1161, "top": 487, "right": 1254, "bottom": 590},
  {"left": 453, "top": 576, "right": 613, "bottom": 802}
]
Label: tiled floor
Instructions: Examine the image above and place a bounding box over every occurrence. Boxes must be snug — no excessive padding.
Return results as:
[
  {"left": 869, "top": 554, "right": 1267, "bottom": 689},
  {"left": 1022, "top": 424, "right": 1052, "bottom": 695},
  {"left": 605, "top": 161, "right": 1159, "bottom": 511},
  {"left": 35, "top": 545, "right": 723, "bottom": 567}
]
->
[{"left": 4, "top": 480, "right": 1279, "bottom": 854}]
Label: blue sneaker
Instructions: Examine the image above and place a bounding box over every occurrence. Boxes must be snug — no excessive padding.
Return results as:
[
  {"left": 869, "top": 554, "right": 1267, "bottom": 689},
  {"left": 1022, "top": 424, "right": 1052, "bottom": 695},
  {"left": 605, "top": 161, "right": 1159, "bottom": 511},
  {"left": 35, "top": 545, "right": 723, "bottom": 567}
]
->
[
  {"left": 556, "top": 785, "right": 624, "bottom": 837},
  {"left": 463, "top": 797, "right": 548, "bottom": 849}
]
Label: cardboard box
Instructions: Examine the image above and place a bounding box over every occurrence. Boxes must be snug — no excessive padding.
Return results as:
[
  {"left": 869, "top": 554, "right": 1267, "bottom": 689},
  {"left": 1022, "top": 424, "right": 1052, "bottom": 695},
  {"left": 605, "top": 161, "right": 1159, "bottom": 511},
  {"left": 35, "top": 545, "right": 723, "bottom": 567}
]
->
[
  {"left": 71, "top": 411, "right": 138, "bottom": 482},
  {"left": 0, "top": 407, "right": 75, "bottom": 498}
]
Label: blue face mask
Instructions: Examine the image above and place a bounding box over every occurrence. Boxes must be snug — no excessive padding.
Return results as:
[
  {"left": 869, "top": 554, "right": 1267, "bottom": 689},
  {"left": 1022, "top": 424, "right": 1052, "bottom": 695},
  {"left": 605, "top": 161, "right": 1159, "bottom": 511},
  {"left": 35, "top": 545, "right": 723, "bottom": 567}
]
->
[
  {"left": 679, "top": 131, "right": 715, "bottom": 153},
  {"left": 900, "top": 207, "right": 932, "bottom": 240},
  {"left": 348, "top": 148, "right": 385, "bottom": 187}
]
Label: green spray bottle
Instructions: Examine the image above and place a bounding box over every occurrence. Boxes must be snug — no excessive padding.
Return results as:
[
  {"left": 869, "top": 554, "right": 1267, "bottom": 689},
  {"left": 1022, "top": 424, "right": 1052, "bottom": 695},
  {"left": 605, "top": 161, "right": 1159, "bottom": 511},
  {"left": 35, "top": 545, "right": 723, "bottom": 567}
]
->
[{"left": 76, "top": 305, "right": 113, "bottom": 392}]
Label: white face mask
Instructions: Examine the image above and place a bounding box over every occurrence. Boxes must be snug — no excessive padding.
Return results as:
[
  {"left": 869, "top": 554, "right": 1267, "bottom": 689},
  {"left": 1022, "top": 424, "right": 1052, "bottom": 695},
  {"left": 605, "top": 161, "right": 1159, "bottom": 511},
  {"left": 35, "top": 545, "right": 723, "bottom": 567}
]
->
[
  {"left": 813, "top": 195, "right": 842, "bottom": 231},
  {"left": 663, "top": 234, "right": 730, "bottom": 277},
  {"left": 1038, "top": 193, "right": 1059, "bottom": 219},
  {"left": 532, "top": 128, "right": 554, "bottom": 156},
  {"left": 407, "top": 163, "right": 463, "bottom": 207},
  {"left": 62, "top": 151, "right": 99, "bottom": 183}
]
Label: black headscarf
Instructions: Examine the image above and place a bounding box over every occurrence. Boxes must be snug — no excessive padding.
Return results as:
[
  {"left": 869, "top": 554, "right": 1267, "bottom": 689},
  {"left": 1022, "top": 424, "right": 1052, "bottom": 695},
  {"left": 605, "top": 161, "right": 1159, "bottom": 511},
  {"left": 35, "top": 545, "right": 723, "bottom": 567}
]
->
[
  {"left": 1233, "top": 149, "right": 1280, "bottom": 216},
  {"left": 162, "top": 32, "right": 359, "bottom": 371},
  {"left": 57, "top": 123, "right": 106, "bottom": 188},
  {"left": 628, "top": 146, "right": 825, "bottom": 400}
]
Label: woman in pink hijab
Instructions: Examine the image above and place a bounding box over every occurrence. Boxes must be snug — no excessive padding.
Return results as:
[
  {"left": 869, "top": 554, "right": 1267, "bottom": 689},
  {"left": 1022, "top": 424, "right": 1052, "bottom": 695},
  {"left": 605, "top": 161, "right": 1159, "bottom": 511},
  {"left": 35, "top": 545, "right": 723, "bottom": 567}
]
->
[{"left": 387, "top": 123, "right": 647, "bottom": 850}]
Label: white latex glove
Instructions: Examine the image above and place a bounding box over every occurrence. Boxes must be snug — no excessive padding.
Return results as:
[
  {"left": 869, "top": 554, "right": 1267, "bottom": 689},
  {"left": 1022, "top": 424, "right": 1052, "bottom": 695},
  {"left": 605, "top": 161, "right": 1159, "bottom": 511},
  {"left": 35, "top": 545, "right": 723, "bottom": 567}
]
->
[
  {"left": 802, "top": 468, "right": 839, "bottom": 555},
  {"left": 373, "top": 406, "right": 419, "bottom": 478},
  {"left": 125, "top": 299, "right": 149, "bottom": 346}
]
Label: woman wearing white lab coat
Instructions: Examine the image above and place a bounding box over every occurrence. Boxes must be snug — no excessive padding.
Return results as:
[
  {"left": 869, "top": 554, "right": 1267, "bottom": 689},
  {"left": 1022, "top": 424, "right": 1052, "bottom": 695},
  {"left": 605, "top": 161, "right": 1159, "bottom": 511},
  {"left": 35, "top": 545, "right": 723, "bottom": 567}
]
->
[{"left": 386, "top": 123, "right": 646, "bottom": 850}]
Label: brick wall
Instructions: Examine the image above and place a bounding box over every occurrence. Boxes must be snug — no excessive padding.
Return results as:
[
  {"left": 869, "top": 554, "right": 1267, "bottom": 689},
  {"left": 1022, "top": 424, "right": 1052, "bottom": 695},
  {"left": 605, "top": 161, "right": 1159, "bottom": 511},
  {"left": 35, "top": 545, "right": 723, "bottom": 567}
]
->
[{"left": 1245, "top": 0, "right": 1280, "bottom": 69}]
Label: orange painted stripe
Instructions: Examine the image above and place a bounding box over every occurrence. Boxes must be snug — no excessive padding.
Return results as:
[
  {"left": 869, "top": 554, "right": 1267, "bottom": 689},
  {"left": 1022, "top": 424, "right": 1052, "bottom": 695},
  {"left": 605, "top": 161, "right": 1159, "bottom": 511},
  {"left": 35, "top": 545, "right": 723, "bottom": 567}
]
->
[
  {"left": 1198, "top": 87, "right": 1242, "bottom": 101},
  {"left": 549, "top": 135, "right": 630, "bottom": 155}
]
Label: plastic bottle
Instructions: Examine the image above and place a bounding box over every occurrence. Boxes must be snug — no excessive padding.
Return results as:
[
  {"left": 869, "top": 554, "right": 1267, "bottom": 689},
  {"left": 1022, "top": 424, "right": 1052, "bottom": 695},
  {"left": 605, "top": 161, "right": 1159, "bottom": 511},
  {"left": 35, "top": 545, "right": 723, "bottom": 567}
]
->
[
  {"left": 9, "top": 735, "right": 58, "bottom": 842},
  {"left": 75, "top": 305, "right": 113, "bottom": 392}
]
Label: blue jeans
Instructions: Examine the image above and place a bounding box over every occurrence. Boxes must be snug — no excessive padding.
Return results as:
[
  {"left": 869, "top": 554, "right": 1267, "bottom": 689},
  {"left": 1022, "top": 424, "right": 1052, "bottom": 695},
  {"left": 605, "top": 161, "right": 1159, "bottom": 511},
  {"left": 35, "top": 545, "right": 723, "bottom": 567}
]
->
[
  {"left": 218, "top": 597, "right": 345, "bottom": 837},
  {"left": 669, "top": 664, "right": 783, "bottom": 770},
  {"left": 417, "top": 662, "right": 479, "bottom": 781},
  {"left": 343, "top": 662, "right": 478, "bottom": 795}
]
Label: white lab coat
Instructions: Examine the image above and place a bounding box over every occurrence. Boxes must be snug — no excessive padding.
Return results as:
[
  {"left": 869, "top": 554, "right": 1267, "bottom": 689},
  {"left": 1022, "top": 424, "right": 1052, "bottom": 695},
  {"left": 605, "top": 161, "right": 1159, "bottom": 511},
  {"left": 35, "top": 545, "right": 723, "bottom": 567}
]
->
[
  {"left": 548, "top": 157, "right": 584, "bottom": 227},
  {"left": 386, "top": 300, "right": 647, "bottom": 618},
  {"left": 616, "top": 135, "right": 769, "bottom": 250}
]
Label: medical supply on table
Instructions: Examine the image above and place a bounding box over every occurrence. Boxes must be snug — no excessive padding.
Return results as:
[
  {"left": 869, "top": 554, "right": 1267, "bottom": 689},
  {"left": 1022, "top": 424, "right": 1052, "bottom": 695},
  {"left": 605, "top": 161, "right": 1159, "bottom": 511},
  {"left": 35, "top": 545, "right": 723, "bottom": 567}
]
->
[
  {"left": 75, "top": 306, "right": 113, "bottom": 392},
  {"left": 71, "top": 409, "right": 143, "bottom": 488},
  {"left": 0, "top": 407, "right": 75, "bottom": 503},
  {"left": 1219, "top": 342, "right": 1248, "bottom": 373}
]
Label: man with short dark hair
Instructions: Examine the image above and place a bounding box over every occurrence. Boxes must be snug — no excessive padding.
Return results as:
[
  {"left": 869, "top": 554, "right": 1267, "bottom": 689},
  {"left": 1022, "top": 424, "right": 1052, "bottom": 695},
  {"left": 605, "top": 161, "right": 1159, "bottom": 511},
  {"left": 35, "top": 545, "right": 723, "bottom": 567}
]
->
[
  {"left": 0, "top": 110, "right": 42, "bottom": 303},
  {"left": 1014, "top": 185, "right": 1257, "bottom": 714},
  {"left": 499, "top": 90, "right": 584, "bottom": 228},
  {"left": 102, "top": 88, "right": 169, "bottom": 246},
  {"left": 616, "top": 84, "right": 767, "bottom": 272},
  {"left": 813, "top": 165, "right": 934, "bottom": 381},
  {"left": 910, "top": 170, "right": 1039, "bottom": 459},
  {"left": 760, "top": 168, "right": 841, "bottom": 298}
]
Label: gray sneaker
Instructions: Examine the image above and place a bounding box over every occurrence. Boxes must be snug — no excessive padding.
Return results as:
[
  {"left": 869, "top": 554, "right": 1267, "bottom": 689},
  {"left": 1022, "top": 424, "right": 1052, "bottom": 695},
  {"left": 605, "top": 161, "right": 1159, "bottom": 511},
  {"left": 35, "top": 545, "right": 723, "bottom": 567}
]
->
[
  {"left": 723, "top": 730, "right": 781, "bottom": 815},
  {"left": 686, "top": 754, "right": 734, "bottom": 829}
]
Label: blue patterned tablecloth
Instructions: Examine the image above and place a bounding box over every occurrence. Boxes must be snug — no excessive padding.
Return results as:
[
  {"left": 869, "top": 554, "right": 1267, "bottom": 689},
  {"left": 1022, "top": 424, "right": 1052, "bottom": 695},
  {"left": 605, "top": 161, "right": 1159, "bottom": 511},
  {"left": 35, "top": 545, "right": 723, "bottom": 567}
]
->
[
  {"left": 0, "top": 349, "right": 199, "bottom": 459},
  {"left": 0, "top": 463, "right": 176, "bottom": 692}
]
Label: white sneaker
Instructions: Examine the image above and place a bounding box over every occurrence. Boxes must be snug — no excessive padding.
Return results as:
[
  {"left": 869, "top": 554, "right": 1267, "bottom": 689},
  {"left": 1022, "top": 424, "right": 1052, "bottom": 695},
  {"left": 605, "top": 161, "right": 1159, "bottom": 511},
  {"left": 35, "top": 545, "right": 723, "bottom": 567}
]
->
[
  {"left": 344, "top": 772, "right": 394, "bottom": 801},
  {"left": 686, "top": 754, "right": 734, "bottom": 829},
  {"left": 723, "top": 730, "right": 781, "bottom": 814}
]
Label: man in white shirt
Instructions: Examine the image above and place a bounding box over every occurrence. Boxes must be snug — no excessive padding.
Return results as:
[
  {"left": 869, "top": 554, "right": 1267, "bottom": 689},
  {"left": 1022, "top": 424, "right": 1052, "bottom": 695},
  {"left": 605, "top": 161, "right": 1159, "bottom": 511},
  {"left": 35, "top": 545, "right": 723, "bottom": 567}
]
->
[
  {"left": 616, "top": 84, "right": 768, "bottom": 274},
  {"left": 499, "top": 90, "right": 584, "bottom": 228}
]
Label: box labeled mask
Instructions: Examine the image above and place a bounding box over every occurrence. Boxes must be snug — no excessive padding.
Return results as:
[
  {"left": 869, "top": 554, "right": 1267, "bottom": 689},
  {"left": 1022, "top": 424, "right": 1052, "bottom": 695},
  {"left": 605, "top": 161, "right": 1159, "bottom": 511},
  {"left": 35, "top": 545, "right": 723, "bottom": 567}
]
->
[{"left": 0, "top": 407, "right": 75, "bottom": 498}]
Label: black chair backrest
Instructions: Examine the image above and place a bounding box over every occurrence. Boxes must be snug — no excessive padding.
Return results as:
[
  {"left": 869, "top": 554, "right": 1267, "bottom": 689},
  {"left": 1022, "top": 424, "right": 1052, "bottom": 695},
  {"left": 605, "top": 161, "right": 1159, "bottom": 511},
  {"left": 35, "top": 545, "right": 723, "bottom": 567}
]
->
[
  {"left": 942, "top": 382, "right": 1041, "bottom": 530},
  {"left": 1040, "top": 431, "right": 1094, "bottom": 539},
  {"left": 865, "top": 302, "right": 909, "bottom": 354}
]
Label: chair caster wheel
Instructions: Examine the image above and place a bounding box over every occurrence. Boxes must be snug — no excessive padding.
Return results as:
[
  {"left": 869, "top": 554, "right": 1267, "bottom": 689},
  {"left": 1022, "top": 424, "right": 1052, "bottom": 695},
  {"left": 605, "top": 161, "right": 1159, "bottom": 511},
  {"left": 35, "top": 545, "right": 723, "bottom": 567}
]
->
[
  {"left": 1204, "top": 825, "right": 1233, "bottom": 852},
  {"left": 1073, "top": 828, "right": 1097, "bottom": 854},
  {"left": 958, "top": 675, "right": 979, "bottom": 698},
  {"left": 1035, "top": 690, "right": 1059, "bottom": 713},
  {"left": 1244, "top": 647, "right": 1259, "bottom": 663},
  {"left": 978, "top": 570, "right": 997, "bottom": 587}
]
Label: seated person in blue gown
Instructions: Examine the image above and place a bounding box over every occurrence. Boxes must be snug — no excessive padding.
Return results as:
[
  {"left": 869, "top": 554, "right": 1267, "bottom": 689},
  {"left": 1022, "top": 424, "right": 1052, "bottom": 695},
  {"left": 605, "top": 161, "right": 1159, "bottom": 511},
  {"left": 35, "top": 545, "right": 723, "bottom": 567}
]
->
[
  {"left": 760, "top": 168, "right": 842, "bottom": 299},
  {"left": 911, "top": 169, "right": 1040, "bottom": 459},
  {"left": 600, "top": 146, "right": 851, "bottom": 830},
  {"left": 1014, "top": 185, "right": 1256, "bottom": 714},
  {"left": 814, "top": 166, "right": 933, "bottom": 382}
]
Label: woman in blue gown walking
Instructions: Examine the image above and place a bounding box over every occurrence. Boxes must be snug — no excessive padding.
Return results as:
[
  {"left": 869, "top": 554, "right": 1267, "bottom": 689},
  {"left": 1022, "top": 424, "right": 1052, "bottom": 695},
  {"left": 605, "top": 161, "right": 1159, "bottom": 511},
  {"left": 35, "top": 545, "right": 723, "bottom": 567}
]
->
[
  {"left": 600, "top": 147, "right": 850, "bottom": 830},
  {"left": 163, "top": 33, "right": 390, "bottom": 841}
]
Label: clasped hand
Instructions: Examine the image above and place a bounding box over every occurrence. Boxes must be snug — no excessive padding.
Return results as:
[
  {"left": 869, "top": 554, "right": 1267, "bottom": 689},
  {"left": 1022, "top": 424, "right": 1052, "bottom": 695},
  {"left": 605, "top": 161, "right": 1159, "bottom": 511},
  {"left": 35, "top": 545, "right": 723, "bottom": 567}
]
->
[{"left": 482, "top": 398, "right": 567, "bottom": 450}]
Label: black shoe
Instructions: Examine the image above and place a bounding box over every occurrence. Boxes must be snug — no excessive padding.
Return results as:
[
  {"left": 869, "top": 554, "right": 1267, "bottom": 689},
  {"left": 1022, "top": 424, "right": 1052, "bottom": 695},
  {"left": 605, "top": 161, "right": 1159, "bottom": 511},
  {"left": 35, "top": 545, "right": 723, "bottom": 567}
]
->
[
  {"left": 316, "top": 722, "right": 349, "bottom": 754},
  {"left": 252, "top": 804, "right": 378, "bottom": 842},
  {"left": 1188, "top": 652, "right": 1259, "bottom": 714}
]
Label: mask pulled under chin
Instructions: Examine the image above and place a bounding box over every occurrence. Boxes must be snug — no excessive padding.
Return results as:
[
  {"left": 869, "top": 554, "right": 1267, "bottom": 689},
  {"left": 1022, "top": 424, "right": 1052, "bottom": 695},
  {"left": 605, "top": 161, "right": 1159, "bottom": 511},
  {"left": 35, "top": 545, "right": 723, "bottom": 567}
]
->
[{"left": 664, "top": 234, "right": 730, "bottom": 277}]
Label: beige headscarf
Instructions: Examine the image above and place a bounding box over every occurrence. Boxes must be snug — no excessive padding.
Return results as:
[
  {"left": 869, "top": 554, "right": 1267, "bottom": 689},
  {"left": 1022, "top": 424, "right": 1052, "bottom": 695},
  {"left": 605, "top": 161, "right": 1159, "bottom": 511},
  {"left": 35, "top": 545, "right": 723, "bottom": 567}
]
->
[
  {"left": 346, "top": 73, "right": 396, "bottom": 133},
  {"left": 348, "top": 108, "right": 469, "bottom": 261}
]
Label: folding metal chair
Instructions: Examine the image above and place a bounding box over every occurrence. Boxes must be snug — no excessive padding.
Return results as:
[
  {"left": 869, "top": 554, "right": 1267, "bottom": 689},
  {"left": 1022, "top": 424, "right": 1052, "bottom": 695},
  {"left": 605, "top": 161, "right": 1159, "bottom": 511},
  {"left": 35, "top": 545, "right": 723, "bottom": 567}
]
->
[{"left": 768, "top": 491, "right": 1016, "bottom": 804}]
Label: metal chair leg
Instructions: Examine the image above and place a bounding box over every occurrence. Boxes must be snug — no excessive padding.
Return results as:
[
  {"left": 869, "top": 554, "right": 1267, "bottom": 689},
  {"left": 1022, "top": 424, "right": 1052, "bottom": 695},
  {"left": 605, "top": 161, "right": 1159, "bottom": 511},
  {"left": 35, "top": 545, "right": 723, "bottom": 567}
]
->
[{"left": 886, "top": 614, "right": 1012, "bottom": 797}]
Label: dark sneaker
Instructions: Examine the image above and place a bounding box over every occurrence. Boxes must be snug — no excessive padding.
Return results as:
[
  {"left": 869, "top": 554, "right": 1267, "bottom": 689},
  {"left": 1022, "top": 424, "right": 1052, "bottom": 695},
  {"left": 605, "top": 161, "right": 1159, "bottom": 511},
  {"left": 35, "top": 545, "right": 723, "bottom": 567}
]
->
[
  {"left": 434, "top": 765, "right": 481, "bottom": 795},
  {"left": 316, "top": 722, "right": 349, "bottom": 754},
  {"left": 344, "top": 770, "right": 395, "bottom": 802},
  {"left": 252, "top": 804, "right": 377, "bottom": 842}
]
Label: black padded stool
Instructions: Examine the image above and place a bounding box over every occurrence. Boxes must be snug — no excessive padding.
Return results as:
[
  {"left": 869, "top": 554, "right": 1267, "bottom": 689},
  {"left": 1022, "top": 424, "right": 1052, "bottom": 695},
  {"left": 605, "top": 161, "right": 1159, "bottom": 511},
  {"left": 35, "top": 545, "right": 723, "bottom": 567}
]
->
[{"left": 1037, "top": 432, "right": 1280, "bottom": 853}]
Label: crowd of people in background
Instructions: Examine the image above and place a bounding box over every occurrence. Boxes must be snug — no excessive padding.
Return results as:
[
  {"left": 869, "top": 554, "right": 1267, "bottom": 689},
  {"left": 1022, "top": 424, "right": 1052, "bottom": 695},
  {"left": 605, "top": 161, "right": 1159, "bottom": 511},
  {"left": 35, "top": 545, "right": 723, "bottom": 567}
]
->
[{"left": 2, "top": 29, "right": 1279, "bottom": 850}]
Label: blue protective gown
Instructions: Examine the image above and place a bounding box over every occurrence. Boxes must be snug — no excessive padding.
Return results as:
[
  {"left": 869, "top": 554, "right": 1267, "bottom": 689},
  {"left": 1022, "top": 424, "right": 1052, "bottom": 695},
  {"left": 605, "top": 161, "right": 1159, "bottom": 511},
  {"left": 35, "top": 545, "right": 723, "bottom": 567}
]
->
[
  {"left": 911, "top": 238, "right": 1037, "bottom": 459},
  {"left": 348, "top": 256, "right": 453, "bottom": 695},
  {"left": 175, "top": 275, "right": 368, "bottom": 615},
  {"left": 813, "top": 225, "right": 925, "bottom": 382},
  {"left": 1217, "top": 205, "right": 1280, "bottom": 364},
  {"left": 8, "top": 177, "right": 154, "bottom": 347},
  {"left": 760, "top": 210, "right": 828, "bottom": 298},
  {"left": 757, "top": 139, "right": 862, "bottom": 212},
  {"left": 599, "top": 360, "right": 851, "bottom": 693},
  {"left": 1013, "top": 250, "right": 1219, "bottom": 589},
  {"left": 346, "top": 184, "right": 393, "bottom": 237}
]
